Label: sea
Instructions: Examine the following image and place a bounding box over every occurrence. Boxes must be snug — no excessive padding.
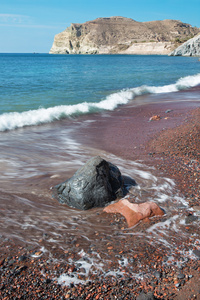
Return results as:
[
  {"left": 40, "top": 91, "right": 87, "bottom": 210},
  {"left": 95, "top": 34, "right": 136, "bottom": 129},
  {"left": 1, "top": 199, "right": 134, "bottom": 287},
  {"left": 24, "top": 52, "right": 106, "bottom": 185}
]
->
[
  {"left": 0, "top": 54, "right": 200, "bottom": 284},
  {"left": 0, "top": 54, "right": 200, "bottom": 131}
]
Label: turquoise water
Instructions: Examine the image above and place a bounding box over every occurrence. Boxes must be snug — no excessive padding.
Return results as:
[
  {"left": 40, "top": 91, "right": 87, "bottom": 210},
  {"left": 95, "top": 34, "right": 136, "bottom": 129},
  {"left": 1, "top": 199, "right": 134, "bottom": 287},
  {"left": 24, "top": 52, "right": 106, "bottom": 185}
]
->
[{"left": 0, "top": 54, "right": 200, "bottom": 130}]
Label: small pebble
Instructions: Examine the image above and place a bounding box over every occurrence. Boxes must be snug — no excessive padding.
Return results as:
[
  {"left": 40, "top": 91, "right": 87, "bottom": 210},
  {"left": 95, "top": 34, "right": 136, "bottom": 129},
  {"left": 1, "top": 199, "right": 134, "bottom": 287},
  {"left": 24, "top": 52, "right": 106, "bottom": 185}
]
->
[
  {"left": 175, "top": 282, "right": 181, "bottom": 288},
  {"left": 153, "top": 270, "right": 161, "bottom": 279},
  {"left": 185, "top": 215, "right": 198, "bottom": 224},
  {"left": 177, "top": 273, "right": 185, "bottom": 279},
  {"left": 18, "top": 255, "right": 27, "bottom": 262},
  {"left": 193, "top": 249, "right": 200, "bottom": 258}
]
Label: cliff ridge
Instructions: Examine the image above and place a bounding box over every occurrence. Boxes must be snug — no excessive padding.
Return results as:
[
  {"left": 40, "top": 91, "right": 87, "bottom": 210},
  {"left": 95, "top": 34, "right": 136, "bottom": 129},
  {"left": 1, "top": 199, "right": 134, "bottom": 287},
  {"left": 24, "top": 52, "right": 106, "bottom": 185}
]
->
[{"left": 49, "top": 17, "right": 200, "bottom": 55}]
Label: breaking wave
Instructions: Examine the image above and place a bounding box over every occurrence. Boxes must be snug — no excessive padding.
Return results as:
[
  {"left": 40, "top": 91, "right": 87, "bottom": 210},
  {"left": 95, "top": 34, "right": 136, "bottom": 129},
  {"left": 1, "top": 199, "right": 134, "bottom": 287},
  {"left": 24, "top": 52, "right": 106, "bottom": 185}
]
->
[{"left": 0, "top": 73, "right": 200, "bottom": 131}]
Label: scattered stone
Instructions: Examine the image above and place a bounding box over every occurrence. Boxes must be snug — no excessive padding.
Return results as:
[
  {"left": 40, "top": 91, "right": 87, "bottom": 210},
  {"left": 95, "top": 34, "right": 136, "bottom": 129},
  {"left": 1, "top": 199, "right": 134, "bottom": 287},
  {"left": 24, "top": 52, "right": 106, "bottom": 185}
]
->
[
  {"left": 8, "top": 259, "right": 15, "bottom": 266},
  {"left": 14, "top": 265, "right": 28, "bottom": 275},
  {"left": 192, "top": 206, "right": 200, "bottom": 216},
  {"left": 0, "top": 259, "right": 5, "bottom": 266},
  {"left": 177, "top": 273, "right": 185, "bottom": 279},
  {"left": 45, "top": 278, "right": 52, "bottom": 284},
  {"left": 136, "top": 291, "right": 155, "bottom": 300},
  {"left": 65, "top": 293, "right": 71, "bottom": 299},
  {"left": 153, "top": 270, "right": 162, "bottom": 279},
  {"left": 185, "top": 214, "right": 198, "bottom": 224},
  {"left": 193, "top": 249, "right": 200, "bottom": 258},
  {"left": 43, "top": 233, "right": 49, "bottom": 239},
  {"left": 149, "top": 115, "right": 161, "bottom": 121},
  {"left": 32, "top": 251, "right": 43, "bottom": 257},
  {"left": 165, "top": 109, "right": 173, "bottom": 113},
  {"left": 53, "top": 156, "right": 133, "bottom": 210},
  {"left": 103, "top": 198, "right": 164, "bottom": 227},
  {"left": 18, "top": 255, "right": 27, "bottom": 262},
  {"left": 175, "top": 282, "right": 181, "bottom": 288}
]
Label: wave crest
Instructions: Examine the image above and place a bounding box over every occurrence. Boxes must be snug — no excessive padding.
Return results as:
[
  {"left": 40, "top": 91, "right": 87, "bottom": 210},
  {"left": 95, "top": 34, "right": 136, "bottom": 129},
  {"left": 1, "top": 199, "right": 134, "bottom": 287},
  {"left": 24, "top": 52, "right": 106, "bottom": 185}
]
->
[{"left": 1, "top": 73, "right": 200, "bottom": 131}]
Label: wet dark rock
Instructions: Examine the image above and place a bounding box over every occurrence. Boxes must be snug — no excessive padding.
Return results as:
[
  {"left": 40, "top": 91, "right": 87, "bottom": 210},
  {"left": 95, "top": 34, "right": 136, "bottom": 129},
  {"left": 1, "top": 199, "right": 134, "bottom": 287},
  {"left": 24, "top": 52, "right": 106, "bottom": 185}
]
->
[
  {"left": 79, "top": 267, "right": 86, "bottom": 273},
  {"left": 53, "top": 156, "right": 132, "bottom": 210},
  {"left": 8, "top": 259, "right": 16, "bottom": 266},
  {"left": 192, "top": 206, "right": 200, "bottom": 215},
  {"left": 122, "top": 175, "right": 137, "bottom": 189},
  {"left": 165, "top": 109, "right": 173, "bottom": 113},
  {"left": 14, "top": 265, "right": 28, "bottom": 275},
  {"left": 185, "top": 214, "right": 198, "bottom": 224},
  {"left": 0, "top": 259, "right": 5, "bottom": 266},
  {"left": 45, "top": 278, "right": 52, "bottom": 284},
  {"left": 42, "top": 233, "right": 48, "bottom": 239},
  {"left": 193, "top": 249, "right": 200, "bottom": 258},
  {"left": 136, "top": 292, "right": 155, "bottom": 300},
  {"left": 18, "top": 255, "right": 27, "bottom": 262},
  {"left": 177, "top": 273, "right": 185, "bottom": 279},
  {"left": 153, "top": 270, "right": 162, "bottom": 279},
  {"left": 181, "top": 279, "right": 185, "bottom": 286}
]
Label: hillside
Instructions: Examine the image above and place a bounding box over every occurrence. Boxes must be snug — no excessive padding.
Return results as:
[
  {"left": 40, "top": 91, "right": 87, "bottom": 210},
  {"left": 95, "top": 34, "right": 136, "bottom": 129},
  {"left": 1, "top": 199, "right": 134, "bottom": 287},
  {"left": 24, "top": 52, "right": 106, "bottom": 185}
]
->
[{"left": 49, "top": 17, "right": 200, "bottom": 55}]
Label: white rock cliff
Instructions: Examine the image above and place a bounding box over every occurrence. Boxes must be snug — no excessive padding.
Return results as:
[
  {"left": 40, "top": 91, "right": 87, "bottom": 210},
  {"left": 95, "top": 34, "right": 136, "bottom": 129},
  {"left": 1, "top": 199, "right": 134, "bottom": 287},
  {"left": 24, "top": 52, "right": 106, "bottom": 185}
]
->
[{"left": 169, "top": 34, "right": 200, "bottom": 56}]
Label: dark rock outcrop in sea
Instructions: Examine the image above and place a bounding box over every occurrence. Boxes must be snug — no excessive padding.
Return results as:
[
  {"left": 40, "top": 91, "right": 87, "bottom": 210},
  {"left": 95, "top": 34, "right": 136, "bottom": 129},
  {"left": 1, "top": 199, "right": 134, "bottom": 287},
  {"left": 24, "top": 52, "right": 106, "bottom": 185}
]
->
[
  {"left": 53, "top": 156, "right": 132, "bottom": 210},
  {"left": 169, "top": 33, "right": 200, "bottom": 56},
  {"left": 49, "top": 17, "right": 200, "bottom": 55}
]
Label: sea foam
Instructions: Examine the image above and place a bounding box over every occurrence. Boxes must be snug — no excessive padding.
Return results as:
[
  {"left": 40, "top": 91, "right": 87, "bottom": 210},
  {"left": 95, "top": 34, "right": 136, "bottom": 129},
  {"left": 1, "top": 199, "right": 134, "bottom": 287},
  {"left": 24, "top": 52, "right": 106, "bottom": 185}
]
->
[{"left": 0, "top": 73, "right": 200, "bottom": 131}]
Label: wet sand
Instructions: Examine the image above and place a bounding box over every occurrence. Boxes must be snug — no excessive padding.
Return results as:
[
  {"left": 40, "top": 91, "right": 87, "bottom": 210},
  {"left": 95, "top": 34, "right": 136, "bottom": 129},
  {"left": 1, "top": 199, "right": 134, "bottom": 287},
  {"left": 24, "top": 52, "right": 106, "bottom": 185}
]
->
[
  {"left": 74, "top": 93, "right": 200, "bottom": 160},
  {"left": 0, "top": 89, "right": 200, "bottom": 299}
]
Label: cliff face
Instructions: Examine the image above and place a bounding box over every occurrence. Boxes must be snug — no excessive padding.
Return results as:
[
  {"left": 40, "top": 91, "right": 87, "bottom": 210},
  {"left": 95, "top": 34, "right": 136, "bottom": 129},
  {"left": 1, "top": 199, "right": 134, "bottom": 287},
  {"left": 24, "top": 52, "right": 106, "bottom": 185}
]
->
[
  {"left": 169, "top": 34, "right": 200, "bottom": 56},
  {"left": 49, "top": 17, "right": 200, "bottom": 55}
]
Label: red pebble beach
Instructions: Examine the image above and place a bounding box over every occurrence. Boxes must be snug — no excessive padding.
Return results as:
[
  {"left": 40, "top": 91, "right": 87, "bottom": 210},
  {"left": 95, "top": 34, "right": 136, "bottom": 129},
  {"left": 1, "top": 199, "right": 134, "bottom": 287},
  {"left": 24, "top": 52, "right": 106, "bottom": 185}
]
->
[{"left": 0, "top": 87, "right": 200, "bottom": 299}]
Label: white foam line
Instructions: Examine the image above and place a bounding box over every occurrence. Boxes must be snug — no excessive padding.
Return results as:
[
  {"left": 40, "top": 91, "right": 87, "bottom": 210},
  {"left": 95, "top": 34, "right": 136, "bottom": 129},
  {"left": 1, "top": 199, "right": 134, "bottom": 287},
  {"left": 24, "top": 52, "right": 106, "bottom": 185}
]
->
[
  {"left": 1, "top": 73, "right": 200, "bottom": 131},
  {"left": 147, "top": 215, "right": 179, "bottom": 232}
]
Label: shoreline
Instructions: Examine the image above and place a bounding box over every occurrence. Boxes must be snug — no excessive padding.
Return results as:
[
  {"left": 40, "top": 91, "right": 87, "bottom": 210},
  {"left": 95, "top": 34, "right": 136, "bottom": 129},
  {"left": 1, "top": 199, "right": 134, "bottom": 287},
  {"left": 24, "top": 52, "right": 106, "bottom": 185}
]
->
[
  {"left": 74, "top": 93, "right": 200, "bottom": 161},
  {"left": 0, "top": 93, "right": 200, "bottom": 299}
]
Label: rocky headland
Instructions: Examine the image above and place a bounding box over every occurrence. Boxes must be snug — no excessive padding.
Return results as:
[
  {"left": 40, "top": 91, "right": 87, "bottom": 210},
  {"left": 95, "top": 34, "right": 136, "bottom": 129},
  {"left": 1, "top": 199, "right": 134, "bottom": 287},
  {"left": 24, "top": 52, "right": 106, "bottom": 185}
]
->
[
  {"left": 169, "top": 33, "right": 200, "bottom": 56},
  {"left": 49, "top": 16, "right": 200, "bottom": 55}
]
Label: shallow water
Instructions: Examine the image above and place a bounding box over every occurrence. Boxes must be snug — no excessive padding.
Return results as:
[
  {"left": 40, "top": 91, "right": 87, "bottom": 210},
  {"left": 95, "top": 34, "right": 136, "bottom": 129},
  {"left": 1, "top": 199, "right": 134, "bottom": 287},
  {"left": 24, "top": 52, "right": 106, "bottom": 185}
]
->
[
  {"left": 1, "top": 54, "right": 200, "bottom": 284},
  {"left": 1, "top": 106, "right": 199, "bottom": 284}
]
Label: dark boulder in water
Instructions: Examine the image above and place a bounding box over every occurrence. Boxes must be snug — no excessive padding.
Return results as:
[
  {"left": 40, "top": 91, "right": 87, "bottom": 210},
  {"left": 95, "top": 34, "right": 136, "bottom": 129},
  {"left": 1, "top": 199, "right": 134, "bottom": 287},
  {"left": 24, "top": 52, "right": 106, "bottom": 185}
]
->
[{"left": 53, "top": 156, "right": 133, "bottom": 210}]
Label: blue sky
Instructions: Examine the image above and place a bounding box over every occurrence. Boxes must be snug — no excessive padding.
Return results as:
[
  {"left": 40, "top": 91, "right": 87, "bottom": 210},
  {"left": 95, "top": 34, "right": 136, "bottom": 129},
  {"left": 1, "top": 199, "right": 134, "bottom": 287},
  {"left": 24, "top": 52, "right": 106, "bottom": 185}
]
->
[{"left": 0, "top": 0, "right": 199, "bottom": 53}]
